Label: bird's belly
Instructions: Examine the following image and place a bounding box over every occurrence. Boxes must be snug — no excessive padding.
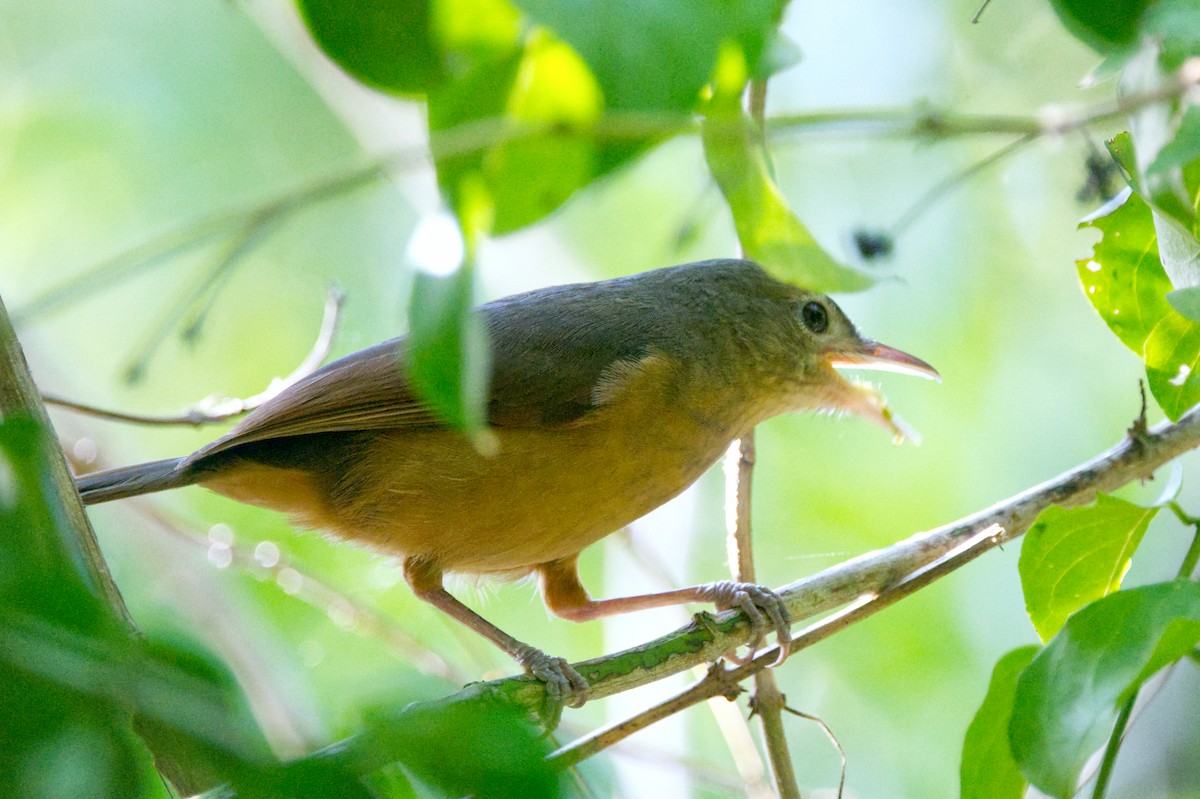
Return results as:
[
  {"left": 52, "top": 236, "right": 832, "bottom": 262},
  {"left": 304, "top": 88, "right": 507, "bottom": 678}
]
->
[{"left": 322, "top": 423, "right": 733, "bottom": 574}]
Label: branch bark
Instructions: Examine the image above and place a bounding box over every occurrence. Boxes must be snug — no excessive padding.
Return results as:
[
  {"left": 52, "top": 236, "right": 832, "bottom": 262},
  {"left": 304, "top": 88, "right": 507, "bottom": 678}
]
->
[
  {"left": 0, "top": 295, "right": 133, "bottom": 624},
  {"left": 316, "top": 404, "right": 1200, "bottom": 777}
]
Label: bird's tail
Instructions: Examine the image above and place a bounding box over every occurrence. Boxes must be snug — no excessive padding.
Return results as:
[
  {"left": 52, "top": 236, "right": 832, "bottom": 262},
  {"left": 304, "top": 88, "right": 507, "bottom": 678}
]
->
[{"left": 75, "top": 457, "right": 192, "bottom": 505}]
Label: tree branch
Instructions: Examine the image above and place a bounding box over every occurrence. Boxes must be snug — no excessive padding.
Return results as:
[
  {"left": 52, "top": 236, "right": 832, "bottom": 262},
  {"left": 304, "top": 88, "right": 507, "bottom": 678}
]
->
[
  {"left": 311, "top": 403, "right": 1200, "bottom": 778},
  {"left": 0, "top": 296, "right": 133, "bottom": 624}
]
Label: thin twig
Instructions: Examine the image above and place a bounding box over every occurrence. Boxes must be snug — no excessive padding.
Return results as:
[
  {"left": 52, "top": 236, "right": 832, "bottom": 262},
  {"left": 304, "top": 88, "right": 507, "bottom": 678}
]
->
[
  {"left": 549, "top": 523, "right": 1005, "bottom": 769},
  {"left": 737, "top": 71, "right": 803, "bottom": 797},
  {"left": 971, "top": 0, "right": 994, "bottom": 24},
  {"left": 781, "top": 706, "right": 846, "bottom": 798},
  {"left": 769, "top": 63, "right": 1200, "bottom": 141},
  {"left": 20, "top": 60, "right": 1200, "bottom": 331},
  {"left": 122, "top": 216, "right": 279, "bottom": 384},
  {"left": 886, "top": 134, "right": 1035, "bottom": 239},
  {"left": 727, "top": 431, "right": 802, "bottom": 799},
  {"left": 43, "top": 286, "right": 344, "bottom": 427}
]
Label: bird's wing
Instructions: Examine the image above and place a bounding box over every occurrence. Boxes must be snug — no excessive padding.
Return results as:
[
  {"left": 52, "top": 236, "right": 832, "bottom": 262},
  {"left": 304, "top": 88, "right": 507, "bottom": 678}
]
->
[{"left": 187, "top": 287, "right": 660, "bottom": 463}]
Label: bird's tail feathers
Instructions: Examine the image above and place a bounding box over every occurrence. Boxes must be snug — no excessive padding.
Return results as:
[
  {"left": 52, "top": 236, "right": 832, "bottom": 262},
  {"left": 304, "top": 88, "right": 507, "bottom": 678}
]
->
[{"left": 75, "top": 457, "right": 191, "bottom": 505}]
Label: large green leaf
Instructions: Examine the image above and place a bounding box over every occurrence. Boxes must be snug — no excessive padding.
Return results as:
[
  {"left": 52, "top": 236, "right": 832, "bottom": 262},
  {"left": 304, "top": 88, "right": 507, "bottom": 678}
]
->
[
  {"left": 1018, "top": 495, "right": 1157, "bottom": 642},
  {"left": 960, "top": 646, "right": 1038, "bottom": 799},
  {"left": 1077, "top": 185, "right": 1200, "bottom": 417},
  {"left": 1010, "top": 580, "right": 1200, "bottom": 798},
  {"left": 511, "top": 0, "right": 783, "bottom": 112},
  {"left": 1145, "top": 308, "right": 1200, "bottom": 417},
  {"left": 360, "top": 696, "right": 562, "bottom": 798},
  {"left": 436, "top": 32, "right": 605, "bottom": 234},
  {"left": 701, "top": 99, "right": 873, "bottom": 293},
  {"left": 295, "top": 0, "right": 445, "bottom": 95},
  {"left": 1077, "top": 187, "right": 1171, "bottom": 354},
  {"left": 1047, "top": 0, "right": 1153, "bottom": 53}
]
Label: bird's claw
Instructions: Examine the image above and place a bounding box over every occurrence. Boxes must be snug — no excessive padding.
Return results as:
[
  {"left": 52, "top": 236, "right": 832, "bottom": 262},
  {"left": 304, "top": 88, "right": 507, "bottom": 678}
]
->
[
  {"left": 700, "top": 580, "right": 791, "bottom": 666},
  {"left": 513, "top": 645, "right": 589, "bottom": 730}
]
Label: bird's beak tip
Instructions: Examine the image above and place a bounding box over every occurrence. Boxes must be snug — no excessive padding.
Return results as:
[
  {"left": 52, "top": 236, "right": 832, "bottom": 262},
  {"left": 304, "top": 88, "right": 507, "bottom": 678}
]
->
[{"left": 826, "top": 341, "right": 940, "bottom": 382}]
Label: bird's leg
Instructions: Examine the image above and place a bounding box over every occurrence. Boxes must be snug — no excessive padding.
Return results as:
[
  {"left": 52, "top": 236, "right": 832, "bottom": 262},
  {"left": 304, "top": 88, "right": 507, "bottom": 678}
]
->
[
  {"left": 402, "top": 557, "right": 589, "bottom": 724},
  {"left": 538, "top": 555, "right": 792, "bottom": 664}
]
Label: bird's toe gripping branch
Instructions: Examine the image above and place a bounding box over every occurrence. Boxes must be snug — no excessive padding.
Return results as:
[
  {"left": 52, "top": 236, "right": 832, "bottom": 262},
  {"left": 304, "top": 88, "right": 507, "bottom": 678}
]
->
[{"left": 697, "top": 580, "right": 792, "bottom": 666}]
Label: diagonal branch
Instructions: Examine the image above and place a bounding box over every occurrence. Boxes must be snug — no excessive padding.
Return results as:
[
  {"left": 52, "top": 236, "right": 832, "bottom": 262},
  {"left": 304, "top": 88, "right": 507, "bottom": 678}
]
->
[{"left": 315, "top": 402, "right": 1200, "bottom": 778}]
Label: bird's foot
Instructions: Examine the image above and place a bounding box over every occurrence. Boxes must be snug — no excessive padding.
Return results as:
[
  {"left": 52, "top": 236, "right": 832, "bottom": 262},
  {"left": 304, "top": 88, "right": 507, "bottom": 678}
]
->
[
  {"left": 698, "top": 580, "right": 791, "bottom": 666},
  {"left": 512, "top": 644, "right": 589, "bottom": 730}
]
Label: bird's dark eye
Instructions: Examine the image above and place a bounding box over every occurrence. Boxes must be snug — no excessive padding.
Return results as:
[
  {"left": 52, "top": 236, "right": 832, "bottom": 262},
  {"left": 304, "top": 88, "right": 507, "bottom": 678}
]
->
[{"left": 801, "top": 301, "right": 828, "bottom": 333}]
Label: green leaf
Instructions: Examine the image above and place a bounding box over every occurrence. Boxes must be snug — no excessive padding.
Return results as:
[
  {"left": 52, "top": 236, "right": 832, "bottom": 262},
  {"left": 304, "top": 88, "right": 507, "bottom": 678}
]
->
[
  {"left": 1046, "top": 0, "right": 1152, "bottom": 53},
  {"left": 1147, "top": 105, "right": 1200, "bottom": 181},
  {"left": 1143, "top": 0, "right": 1200, "bottom": 65},
  {"left": 1080, "top": 150, "right": 1200, "bottom": 418},
  {"left": 476, "top": 33, "right": 603, "bottom": 233},
  {"left": 1121, "top": 42, "right": 1197, "bottom": 233},
  {"left": 1144, "top": 308, "right": 1200, "bottom": 418},
  {"left": 1010, "top": 580, "right": 1200, "bottom": 798},
  {"left": 1077, "top": 188, "right": 1172, "bottom": 354},
  {"left": 511, "top": 0, "right": 784, "bottom": 112},
  {"left": 960, "top": 646, "right": 1038, "bottom": 799},
  {"left": 295, "top": 0, "right": 445, "bottom": 95},
  {"left": 407, "top": 262, "right": 494, "bottom": 446},
  {"left": 0, "top": 418, "right": 150, "bottom": 799},
  {"left": 1166, "top": 284, "right": 1200, "bottom": 321},
  {"left": 362, "top": 695, "right": 562, "bottom": 798},
  {"left": 1019, "top": 495, "right": 1157, "bottom": 642},
  {"left": 701, "top": 101, "right": 873, "bottom": 293}
]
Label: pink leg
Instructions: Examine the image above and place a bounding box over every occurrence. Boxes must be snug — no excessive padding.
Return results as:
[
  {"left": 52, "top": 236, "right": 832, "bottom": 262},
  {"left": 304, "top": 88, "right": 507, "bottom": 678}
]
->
[
  {"left": 537, "top": 556, "right": 791, "bottom": 656},
  {"left": 403, "top": 557, "right": 588, "bottom": 716}
]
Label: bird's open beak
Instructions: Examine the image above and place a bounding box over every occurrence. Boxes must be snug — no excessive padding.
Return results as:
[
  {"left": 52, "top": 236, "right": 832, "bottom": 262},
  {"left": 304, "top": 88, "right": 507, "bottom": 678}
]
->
[
  {"left": 826, "top": 341, "right": 940, "bottom": 382},
  {"left": 819, "top": 340, "right": 939, "bottom": 443}
]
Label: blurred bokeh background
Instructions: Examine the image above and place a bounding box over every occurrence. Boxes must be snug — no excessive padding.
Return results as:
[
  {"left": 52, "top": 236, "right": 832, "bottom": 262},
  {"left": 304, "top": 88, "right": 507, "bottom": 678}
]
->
[{"left": 3, "top": 0, "right": 1197, "bottom": 796}]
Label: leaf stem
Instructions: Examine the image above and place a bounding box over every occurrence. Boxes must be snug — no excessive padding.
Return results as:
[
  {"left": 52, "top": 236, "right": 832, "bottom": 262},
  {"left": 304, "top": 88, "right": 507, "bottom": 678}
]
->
[
  {"left": 1090, "top": 693, "right": 1135, "bottom": 799},
  {"left": 1166, "top": 503, "right": 1200, "bottom": 578}
]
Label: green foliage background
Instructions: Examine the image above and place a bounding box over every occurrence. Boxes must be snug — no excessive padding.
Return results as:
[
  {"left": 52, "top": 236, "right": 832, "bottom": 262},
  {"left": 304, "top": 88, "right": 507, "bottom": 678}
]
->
[{"left": 2, "top": 0, "right": 1199, "bottom": 797}]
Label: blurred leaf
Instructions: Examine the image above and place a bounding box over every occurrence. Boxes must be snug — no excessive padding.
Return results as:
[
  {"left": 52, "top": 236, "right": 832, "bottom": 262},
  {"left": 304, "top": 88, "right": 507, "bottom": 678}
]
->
[
  {"left": 1167, "top": 284, "right": 1200, "bottom": 321},
  {"left": 758, "top": 31, "right": 803, "bottom": 79},
  {"left": 1019, "top": 495, "right": 1157, "bottom": 642},
  {"left": 511, "top": 0, "right": 783, "bottom": 112},
  {"left": 960, "top": 646, "right": 1038, "bottom": 799},
  {"left": 0, "top": 417, "right": 151, "bottom": 799},
  {"left": 1121, "top": 42, "right": 1196, "bottom": 234},
  {"left": 1046, "top": 0, "right": 1152, "bottom": 53},
  {"left": 295, "top": 0, "right": 445, "bottom": 95},
  {"left": 1010, "top": 580, "right": 1200, "bottom": 798},
  {"left": 133, "top": 633, "right": 277, "bottom": 796},
  {"left": 1143, "top": 0, "right": 1200, "bottom": 65},
  {"left": 701, "top": 99, "right": 873, "bottom": 293},
  {"left": 482, "top": 33, "right": 603, "bottom": 233},
  {"left": 1147, "top": 105, "right": 1200, "bottom": 181},
  {"left": 407, "top": 263, "right": 493, "bottom": 445},
  {"left": 360, "top": 694, "right": 562, "bottom": 798}
]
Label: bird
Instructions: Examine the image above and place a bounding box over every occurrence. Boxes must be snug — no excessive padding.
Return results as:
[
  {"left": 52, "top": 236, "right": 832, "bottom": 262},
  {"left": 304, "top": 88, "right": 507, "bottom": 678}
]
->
[{"left": 75, "top": 258, "right": 937, "bottom": 714}]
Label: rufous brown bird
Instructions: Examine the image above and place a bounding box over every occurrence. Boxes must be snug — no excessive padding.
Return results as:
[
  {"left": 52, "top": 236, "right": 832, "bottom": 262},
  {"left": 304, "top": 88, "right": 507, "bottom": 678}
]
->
[{"left": 76, "top": 258, "right": 937, "bottom": 712}]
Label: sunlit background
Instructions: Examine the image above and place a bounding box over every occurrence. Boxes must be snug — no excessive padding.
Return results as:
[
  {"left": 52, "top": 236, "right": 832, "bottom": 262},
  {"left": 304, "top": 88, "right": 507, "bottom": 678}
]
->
[{"left": 3, "top": 0, "right": 1198, "bottom": 796}]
